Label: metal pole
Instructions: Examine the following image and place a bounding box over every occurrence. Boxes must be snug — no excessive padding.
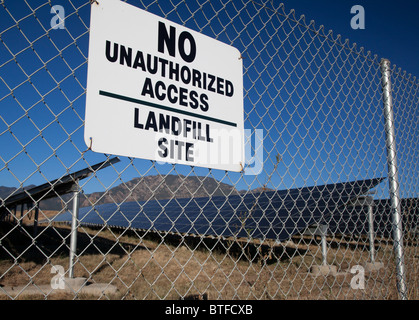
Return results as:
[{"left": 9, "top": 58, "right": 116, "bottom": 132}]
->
[
  {"left": 380, "top": 59, "right": 407, "bottom": 300},
  {"left": 367, "top": 203, "right": 375, "bottom": 264},
  {"left": 320, "top": 224, "right": 327, "bottom": 265},
  {"left": 33, "top": 205, "right": 39, "bottom": 237},
  {"left": 19, "top": 204, "right": 24, "bottom": 226},
  {"left": 69, "top": 181, "right": 80, "bottom": 279}
]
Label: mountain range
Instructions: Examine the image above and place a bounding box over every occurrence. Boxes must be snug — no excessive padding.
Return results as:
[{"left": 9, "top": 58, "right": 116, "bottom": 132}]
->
[{"left": 0, "top": 175, "right": 251, "bottom": 211}]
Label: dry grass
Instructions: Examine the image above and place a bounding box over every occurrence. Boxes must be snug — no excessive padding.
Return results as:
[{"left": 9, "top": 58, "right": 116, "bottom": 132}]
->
[{"left": 0, "top": 222, "right": 417, "bottom": 300}]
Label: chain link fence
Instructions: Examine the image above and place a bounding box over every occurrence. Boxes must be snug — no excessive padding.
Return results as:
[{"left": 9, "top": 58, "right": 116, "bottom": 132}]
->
[{"left": 0, "top": 0, "right": 417, "bottom": 300}]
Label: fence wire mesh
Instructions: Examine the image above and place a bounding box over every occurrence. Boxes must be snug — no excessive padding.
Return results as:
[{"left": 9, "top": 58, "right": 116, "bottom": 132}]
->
[{"left": 0, "top": 0, "right": 417, "bottom": 300}]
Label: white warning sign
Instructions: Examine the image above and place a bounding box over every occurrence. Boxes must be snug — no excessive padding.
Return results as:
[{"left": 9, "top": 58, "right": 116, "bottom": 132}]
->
[{"left": 85, "top": 0, "right": 244, "bottom": 171}]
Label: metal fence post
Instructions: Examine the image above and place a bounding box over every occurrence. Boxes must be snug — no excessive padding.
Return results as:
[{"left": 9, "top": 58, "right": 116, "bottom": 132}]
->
[
  {"left": 68, "top": 181, "right": 80, "bottom": 279},
  {"left": 380, "top": 58, "right": 407, "bottom": 300}
]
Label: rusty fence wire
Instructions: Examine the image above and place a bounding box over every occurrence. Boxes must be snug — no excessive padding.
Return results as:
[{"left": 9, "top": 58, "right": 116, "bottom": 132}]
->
[{"left": 0, "top": 0, "right": 417, "bottom": 300}]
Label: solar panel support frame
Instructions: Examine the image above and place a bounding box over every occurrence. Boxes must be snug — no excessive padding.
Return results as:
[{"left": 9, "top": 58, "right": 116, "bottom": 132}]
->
[
  {"left": 33, "top": 205, "right": 39, "bottom": 238},
  {"left": 2, "top": 157, "right": 120, "bottom": 278},
  {"left": 368, "top": 204, "right": 375, "bottom": 264},
  {"left": 68, "top": 181, "right": 80, "bottom": 279},
  {"left": 320, "top": 224, "right": 328, "bottom": 266},
  {"left": 347, "top": 196, "right": 376, "bottom": 264}
]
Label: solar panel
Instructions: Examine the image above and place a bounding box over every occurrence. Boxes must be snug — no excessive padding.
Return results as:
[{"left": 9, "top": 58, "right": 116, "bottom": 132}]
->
[
  {"left": 53, "top": 177, "right": 385, "bottom": 241},
  {"left": 1, "top": 157, "right": 120, "bottom": 209}
]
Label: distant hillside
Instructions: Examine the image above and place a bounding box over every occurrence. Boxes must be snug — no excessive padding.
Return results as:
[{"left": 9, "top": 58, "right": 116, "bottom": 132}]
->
[
  {"left": 0, "top": 175, "right": 242, "bottom": 210},
  {"left": 0, "top": 186, "right": 17, "bottom": 199},
  {"left": 0, "top": 185, "right": 36, "bottom": 201},
  {"left": 79, "top": 175, "right": 241, "bottom": 208}
]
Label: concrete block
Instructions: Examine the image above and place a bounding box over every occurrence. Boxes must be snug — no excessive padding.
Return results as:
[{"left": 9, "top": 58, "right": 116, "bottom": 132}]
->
[
  {"left": 364, "top": 262, "right": 384, "bottom": 272},
  {"left": 310, "top": 264, "right": 337, "bottom": 277},
  {"left": 62, "top": 278, "right": 118, "bottom": 296},
  {"left": 0, "top": 280, "right": 118, "bottom": 298},
  {"left": 81, "top": 283, "right": 118, "bottom": 296},
  {"left": 62, "top": 277, "right": 89, "bottom": 292}
]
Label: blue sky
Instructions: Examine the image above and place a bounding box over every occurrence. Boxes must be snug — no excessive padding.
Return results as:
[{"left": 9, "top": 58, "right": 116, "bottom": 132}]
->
[
  {"left": 280, "top": 0, "right": 419, "bottom": 77},
  {"left": 0, "top": 0, "right": 417, "bottom": 199},
  {"left": 277, "top": 0, "right": 419, "bottom": 198}
]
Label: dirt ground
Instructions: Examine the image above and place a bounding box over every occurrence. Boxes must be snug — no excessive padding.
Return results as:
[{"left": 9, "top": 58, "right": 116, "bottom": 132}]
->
[{"left": 0, "top": 221, "right": 417, "bottom": 300}]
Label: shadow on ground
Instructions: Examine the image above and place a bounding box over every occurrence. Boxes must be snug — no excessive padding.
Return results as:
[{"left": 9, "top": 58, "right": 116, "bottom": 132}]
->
[{"left": 0, "top": 222, "right": 143, "bottom": 264}]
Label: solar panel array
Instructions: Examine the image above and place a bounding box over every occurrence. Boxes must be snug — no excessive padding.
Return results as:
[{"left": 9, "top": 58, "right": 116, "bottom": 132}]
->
[
  {"left": 326, "top": 197, "right": 418, "bottom": 238},
  {"left": 53, "top": 178, "right": 385, "bottom": 241}
]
